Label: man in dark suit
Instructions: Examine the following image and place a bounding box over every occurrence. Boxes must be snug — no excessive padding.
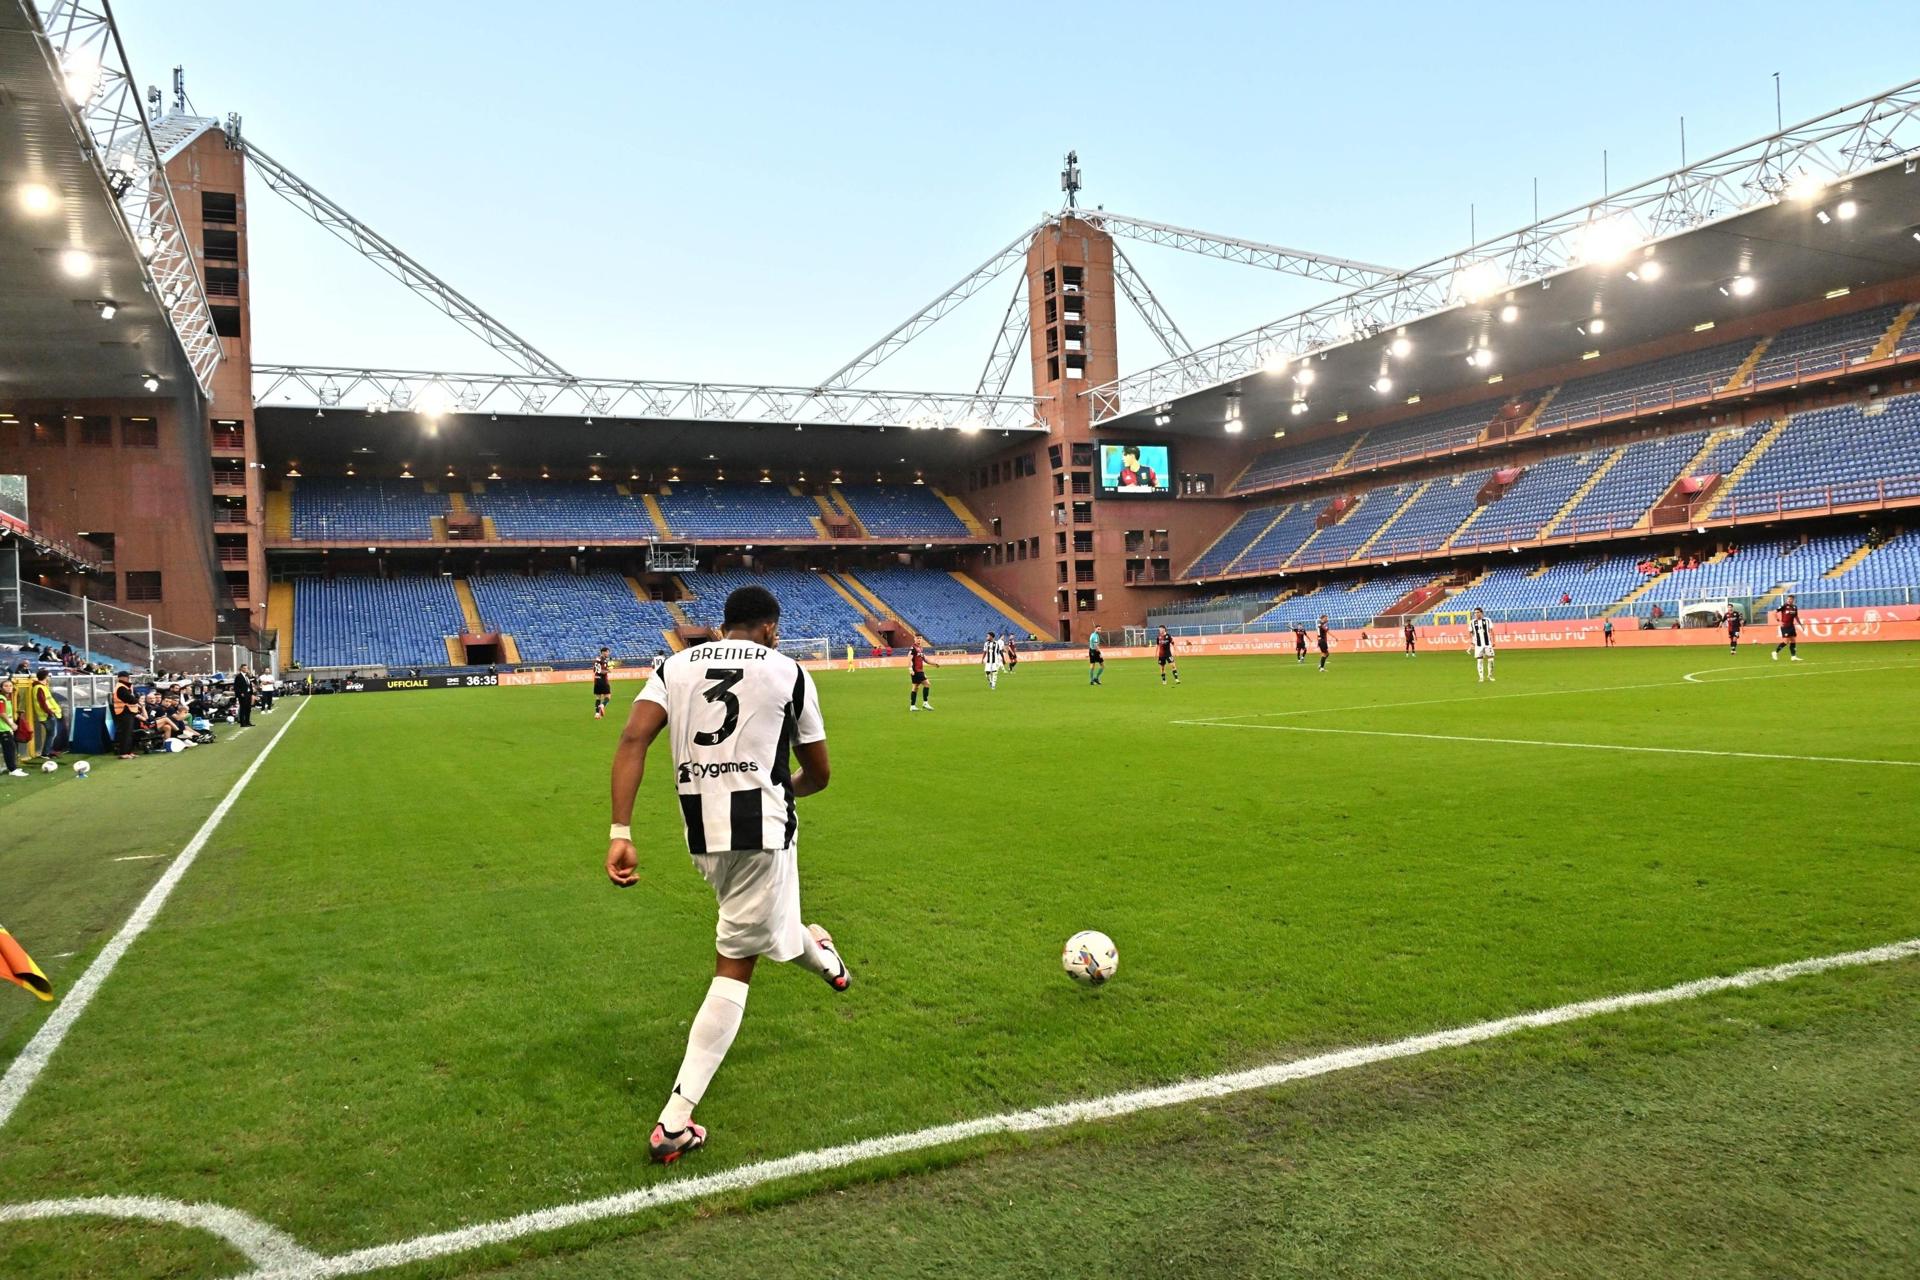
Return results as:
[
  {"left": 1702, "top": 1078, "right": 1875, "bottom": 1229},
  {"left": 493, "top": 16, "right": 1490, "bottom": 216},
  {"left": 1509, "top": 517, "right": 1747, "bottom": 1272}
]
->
[{"left": 233, "top": 667, "right": 255, "bottom": 727}]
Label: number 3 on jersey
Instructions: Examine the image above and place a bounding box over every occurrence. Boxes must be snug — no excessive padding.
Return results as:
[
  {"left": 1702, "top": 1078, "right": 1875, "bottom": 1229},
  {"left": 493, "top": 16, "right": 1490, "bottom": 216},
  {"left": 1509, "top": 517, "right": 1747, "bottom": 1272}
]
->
[{"left": 694, "top": 668, "right": 745, "bottom": 745}]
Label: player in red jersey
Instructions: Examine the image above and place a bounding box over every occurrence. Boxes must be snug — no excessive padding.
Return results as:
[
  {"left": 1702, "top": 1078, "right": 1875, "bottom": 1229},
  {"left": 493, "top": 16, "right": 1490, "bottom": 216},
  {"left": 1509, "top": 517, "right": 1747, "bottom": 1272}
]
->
[
  {"left": 592, "top": 647, "right": 613, "bottom": 719},
  {"left": 1772, "top": 594, "right": 1803, "bottom": 662},
  {"left": 1724, "top": 607, "right": 1743, "bottom": 654},
  {"left": 1293, "top": 623, "right": 1308, "bottom": 664},
  {"left": 1002, "top": 634, "right": 1018, "bottom": 672},
  {"left": 906, "top": 637, "right": 939, "bottom": 711},
  {"left": 1403, "top": 618, "right": 1417, "bottom": 657},
  {"left": 1316, "top": 615, "right": 1331, "bottom": 672},
  {"left": 1155, "top": 626, "right": 1181, "bottom": 685}
]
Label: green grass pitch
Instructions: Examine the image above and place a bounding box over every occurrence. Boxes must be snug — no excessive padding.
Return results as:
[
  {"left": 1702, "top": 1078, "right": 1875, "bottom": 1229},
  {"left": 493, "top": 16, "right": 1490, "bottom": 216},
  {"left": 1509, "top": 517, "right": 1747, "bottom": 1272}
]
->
[{"left": 1, "top": 643, "right": 1917, "bottom": 1278}]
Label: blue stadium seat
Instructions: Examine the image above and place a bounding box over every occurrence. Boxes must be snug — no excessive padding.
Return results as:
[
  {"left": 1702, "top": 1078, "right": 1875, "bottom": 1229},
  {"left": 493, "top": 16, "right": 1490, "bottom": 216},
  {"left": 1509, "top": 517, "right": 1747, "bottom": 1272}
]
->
[
  {"left": 464, "top": 483, "right": 654, "bottom": 540},
  {"left": 293, "top": 575, "right": 463, "bottom": 667},
  {"left": 469, "top": 572, "right": 677, "bottom": 662},
  {"left": 839, "top": 485, "right": 971, "bottom": 538},
  {"left": 851, "top": 568, "right": 1029, "bottom": 644},
  {"left": 656, "top": 485, "right": 822, "bottom": 540},
  {"left": 289, "top": 480, "right": 448, "bottom": 541}
]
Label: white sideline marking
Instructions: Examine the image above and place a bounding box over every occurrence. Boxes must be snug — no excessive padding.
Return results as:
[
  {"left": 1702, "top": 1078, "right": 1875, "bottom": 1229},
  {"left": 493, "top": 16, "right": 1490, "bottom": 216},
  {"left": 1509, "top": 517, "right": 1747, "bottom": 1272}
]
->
[
  {"left": 27, "top": 935, "right": 1877, "bottom": 1279},
  {"left": 0, "top": 1196, "right": 318, "bottom": 1270},
  {"left": 1177, "top": 720, "right": 1920, "bottom": 768},
  {"left": 113, "top": 854, "right": 166, "bottom": 862},
  {"left": 0, "top": 698, "right": 308, "bottom": 1130},
  {"left": 1173, "top": 660, "right": 1920, "bottom": 727}
]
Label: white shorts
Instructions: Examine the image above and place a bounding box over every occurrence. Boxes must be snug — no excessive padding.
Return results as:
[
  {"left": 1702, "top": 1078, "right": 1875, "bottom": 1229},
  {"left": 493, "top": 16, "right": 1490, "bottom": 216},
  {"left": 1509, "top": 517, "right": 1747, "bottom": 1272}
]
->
[
  {"left": 983, "top": 662, "right": 1001, "bottom": 674},
  {"left": 1472, "top": 644, "right": 1496, "bottom": 659},
  {"left": 691, "top": 843, "right": 808, "bottom": 961}
]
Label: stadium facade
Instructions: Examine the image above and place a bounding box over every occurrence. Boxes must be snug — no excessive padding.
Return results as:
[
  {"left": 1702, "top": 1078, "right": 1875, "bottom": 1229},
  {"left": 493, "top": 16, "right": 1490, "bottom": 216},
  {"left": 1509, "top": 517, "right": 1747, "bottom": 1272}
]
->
[{"left": 5, "top": 0, "right": 1920, "bottom": 672}]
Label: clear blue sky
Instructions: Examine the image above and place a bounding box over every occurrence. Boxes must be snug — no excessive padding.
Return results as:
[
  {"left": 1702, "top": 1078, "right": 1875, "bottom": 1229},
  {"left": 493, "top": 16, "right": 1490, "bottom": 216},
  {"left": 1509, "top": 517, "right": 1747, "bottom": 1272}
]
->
[{"left": 115, "top": 0, "right": 1916, "bottom": 395}]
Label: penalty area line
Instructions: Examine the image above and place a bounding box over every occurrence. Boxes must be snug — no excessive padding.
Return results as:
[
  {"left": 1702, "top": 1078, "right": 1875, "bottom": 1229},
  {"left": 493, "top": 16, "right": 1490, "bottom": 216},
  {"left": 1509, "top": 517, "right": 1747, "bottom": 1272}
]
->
[
  {"left": 198, "top": 936, "right": 1919, "bottom": 1278},
  {"left": 1175, "top": 719, "right": 1920, "bottom": 768},
  {"left": 0, "top": 697, "right": 310, "bottom": 1130}
]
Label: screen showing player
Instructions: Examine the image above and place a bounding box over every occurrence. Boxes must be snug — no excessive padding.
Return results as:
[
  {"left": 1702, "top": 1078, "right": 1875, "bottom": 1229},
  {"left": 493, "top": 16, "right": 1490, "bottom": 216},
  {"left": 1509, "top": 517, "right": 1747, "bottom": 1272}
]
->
[{"left": 1097, "top": 442, "right": 1172, "bottom": 496}]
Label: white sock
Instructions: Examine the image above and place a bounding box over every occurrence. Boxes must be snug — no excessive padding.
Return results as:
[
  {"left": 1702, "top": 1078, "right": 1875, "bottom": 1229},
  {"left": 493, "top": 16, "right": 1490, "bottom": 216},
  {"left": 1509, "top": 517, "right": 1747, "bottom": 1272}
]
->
[
  {"left": 1476, "top": 657, "right": 1485, "bottom": 680},
  {"left": 659, "top": 976, "right": 749, "bottom": 1130},
  {"left": 1486, "top": 656, "right": 1495, "bottom": 678}
]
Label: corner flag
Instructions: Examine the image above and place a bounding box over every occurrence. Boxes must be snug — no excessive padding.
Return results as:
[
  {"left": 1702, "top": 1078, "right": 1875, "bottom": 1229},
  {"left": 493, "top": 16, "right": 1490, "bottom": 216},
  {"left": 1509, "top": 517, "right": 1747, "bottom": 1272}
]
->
[{"left": 0, "top": 927, "right": 52, "bottom": 1001}]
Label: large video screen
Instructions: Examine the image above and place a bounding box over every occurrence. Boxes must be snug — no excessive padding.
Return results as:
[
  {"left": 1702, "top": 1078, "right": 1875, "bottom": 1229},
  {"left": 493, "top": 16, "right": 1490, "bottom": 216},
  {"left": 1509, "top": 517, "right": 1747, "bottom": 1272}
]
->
[
  {"left": 1097, "top": 441, "right": 1172, "bottom": 496},
  {"left": 0, "top": 475, "right": 26, "bottom": 535}
]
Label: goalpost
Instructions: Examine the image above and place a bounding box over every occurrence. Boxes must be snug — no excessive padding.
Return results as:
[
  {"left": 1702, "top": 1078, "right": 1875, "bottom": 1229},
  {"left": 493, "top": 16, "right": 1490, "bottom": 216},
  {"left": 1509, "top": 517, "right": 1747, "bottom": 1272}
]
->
[{"left": 777, "top": 636, "right": 831, "bottom": 663}]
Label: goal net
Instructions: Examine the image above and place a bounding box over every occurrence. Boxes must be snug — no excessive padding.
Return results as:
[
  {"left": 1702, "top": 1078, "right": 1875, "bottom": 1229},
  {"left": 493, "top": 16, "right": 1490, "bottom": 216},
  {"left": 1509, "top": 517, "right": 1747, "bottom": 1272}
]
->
[{"left": 777, "top": 636, "right": 831, "bottom": 662}]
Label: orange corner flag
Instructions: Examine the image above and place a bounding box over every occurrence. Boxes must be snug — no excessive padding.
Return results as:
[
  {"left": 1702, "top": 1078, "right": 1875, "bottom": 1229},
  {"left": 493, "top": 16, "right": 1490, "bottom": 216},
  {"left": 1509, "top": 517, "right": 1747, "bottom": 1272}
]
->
[{"left": 0, "top": 927, "right": 53, "bottom": 1002}]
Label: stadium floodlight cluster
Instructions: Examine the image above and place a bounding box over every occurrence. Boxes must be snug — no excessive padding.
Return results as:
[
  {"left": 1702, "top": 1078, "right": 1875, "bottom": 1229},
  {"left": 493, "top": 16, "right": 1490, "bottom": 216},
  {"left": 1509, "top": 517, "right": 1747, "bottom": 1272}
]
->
[
  {"left": 25, "top": 0, "right": 223, "bottom": 394},
  {"left": 1087, "top": 77, "right": 1920, "bottom": 422},
  {"left": 251, "top": 364, "right": 1048, "bottom": 433}
]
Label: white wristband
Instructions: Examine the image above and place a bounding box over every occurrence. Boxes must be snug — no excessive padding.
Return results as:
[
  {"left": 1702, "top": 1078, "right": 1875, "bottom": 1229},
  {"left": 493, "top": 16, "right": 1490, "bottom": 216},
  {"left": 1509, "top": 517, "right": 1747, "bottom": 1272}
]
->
[{"left": 609, "top": 823, "right": 632, "bottom": 841}]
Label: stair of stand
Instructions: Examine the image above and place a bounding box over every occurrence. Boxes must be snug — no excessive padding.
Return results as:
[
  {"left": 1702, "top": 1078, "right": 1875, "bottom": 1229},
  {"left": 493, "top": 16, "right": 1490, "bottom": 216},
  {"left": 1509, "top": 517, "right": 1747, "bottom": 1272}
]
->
[
  {"left": 829, "top": 487, "right": 872, "bottom": 537},
  {"left": 1542, "top": 444, "right": 1626, "bottom": 537},
  {"left": 1870, "top": 302, "right": 1920, "bottom": 360},
  {"left": 265, "top": 488, "right": 292, "bottom": 540},
  {"left": 452, "top": 579, "right": 486, "bottom": 633},
  {"left": 1215, "top": 506, "right": 1293, "bottom": 576},
  {"left": 641, "top": 492, "right": 673, "bottom": 538},
  {"left": 1722, "top": 337, "right": 1772, "bottom": 391},
  {"left": 1603, "top": 575, "right": 1663, "bottom": 617},
  {"left": 1704, "top": 416, "right": 1795, "bottom": 517},
  {"left": 1823, "top": 536, "right": 1879, "bottom": 579},
  {"left": 1353, "top": 481, "right": 1431, "bottom": 557},
  {"left": 935, "top": 488, "right": 990, "bottom": 537},
  {"left": 1328, "top": 432, "right": 1370, "bottom": 473},
  {"left": 1514, "top": 387, "right": 1557, "bottom": 433}
]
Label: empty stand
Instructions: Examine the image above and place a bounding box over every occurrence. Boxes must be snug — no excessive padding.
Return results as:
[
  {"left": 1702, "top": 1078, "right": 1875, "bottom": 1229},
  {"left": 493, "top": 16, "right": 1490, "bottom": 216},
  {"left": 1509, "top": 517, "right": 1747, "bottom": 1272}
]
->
[
  {"left": 288, "top": 480, "right": 449, "bottom": 541},
  {"left": 656, "top": 485, "right": 824, "bottom": 540},
  {"left": 1747, "top": 305, "right": 1903, "bottom": 386},
  {"left": 852, "top": 567, "right": 1030, "bottom": 644},
  {"left": 678, "top": 570, "right": 871, "bottom": 648},
  {"left": 836, "top": 485, "right": 972, "bottom": 538},
  {"left": 293, "top": 575, "right": 464, "bottom": 668},
  {"left": 1455, "top": 452, "right": 1608, "bottom": 547},
  {"left": 464, "top": 483, "right": 653, "bottom": 540},
  {"left": 1720, "top": 394, "right": 1920, "bottom": 517},
  {"left": 468, "top": 571, "right": 678, "bottom": 661},
  {"left": 1533, "top": 339, "right": 1756, "bottom": 431}
]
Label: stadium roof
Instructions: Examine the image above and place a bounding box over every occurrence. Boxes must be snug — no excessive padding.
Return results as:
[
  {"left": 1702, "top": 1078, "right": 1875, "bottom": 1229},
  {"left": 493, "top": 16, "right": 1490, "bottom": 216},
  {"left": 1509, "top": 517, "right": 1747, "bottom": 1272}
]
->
[
  {"left": 1093, "top": 79, "right": 1920, "bottom": 440},
  {"left": 255, "top": 398, "right": 1040, "bottom": 478},
  {"left": 0, "top": 3, "right": 193, "bottom": 399}
]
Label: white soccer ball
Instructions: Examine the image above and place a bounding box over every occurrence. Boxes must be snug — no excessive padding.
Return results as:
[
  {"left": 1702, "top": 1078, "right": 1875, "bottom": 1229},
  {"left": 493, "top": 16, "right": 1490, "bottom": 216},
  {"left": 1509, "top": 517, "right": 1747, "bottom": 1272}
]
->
[
  {"left": 73, "top": 760, "right": 91, "bottom": 778},
  {"left": 40, "top": 760, "right": 57, "bottom": 773},
  {"left": 1062, "top": 929, "right": 1119, "bottom": 986},
  {"left": 166, "top": 739, "right": 185, "bottom": 753}
]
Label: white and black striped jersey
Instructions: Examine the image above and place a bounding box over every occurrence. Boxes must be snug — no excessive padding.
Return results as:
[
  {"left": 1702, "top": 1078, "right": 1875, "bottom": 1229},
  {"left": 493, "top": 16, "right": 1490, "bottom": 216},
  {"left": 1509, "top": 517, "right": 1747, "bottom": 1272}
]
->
[
  {"left": 982, "top": 638, "right": 1003, "bottom": 667},
  {"left": 635, "top": 639, "right": 825, "bottom": 853},
  {"left": 1469, "top": 617, "right": 1495, "bottom": 649}
]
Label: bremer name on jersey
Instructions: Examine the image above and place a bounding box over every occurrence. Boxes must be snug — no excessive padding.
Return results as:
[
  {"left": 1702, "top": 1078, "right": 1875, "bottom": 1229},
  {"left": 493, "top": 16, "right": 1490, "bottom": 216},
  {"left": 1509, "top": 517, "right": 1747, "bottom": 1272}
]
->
[{"left": 636, "top": 640, "right": 825, "bottom": 854}]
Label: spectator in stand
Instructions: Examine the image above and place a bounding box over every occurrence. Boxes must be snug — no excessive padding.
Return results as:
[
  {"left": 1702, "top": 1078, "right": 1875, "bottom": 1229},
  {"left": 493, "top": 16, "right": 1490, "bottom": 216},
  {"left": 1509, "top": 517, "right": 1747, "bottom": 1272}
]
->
[
  {"left": 0, "top": 678, "right": 25, "bottom": 777},
  {"left": 111, "top": 674, "right": 143, "bottom": 759}
]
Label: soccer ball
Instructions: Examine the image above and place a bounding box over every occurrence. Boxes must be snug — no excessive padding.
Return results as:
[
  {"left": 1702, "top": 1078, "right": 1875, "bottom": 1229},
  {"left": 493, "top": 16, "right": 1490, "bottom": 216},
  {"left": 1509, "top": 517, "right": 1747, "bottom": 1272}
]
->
[
  {"left": 73, "top": 761, "right": 91, "bottom": 778},
  {"left": 166, "top": 739, "right": 185, "bottom": 753},
  {"left": 1062, "top": 930, "right": 1119, "bottom": 986},
  {"left": 39, "top": 760, "right": 57, "bottom": 773}
]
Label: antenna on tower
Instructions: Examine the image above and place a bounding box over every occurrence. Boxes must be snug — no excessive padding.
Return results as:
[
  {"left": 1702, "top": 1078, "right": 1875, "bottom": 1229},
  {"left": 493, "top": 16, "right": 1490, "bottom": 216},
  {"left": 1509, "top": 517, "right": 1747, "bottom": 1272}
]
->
[
  {"left": 146, "top": 84, "right": 161, "bottom": 122},
  {"left": 1060, "top": 150, "right": 1082, "bottom": 209},
  {"left": 171, "top": 65, "right": 186, "bottom": 115}
]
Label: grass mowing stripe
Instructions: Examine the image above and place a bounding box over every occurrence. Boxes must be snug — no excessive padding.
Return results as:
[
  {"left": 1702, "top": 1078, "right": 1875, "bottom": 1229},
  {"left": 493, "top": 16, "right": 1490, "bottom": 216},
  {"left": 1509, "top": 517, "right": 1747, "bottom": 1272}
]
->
[
  {"left": 0, "top": 698, "right": 309, "bottom": 1130},
  {"left": 207, "top": 935, "right": 1917, "bottom": 1280},
  {"left": 1173, "top": 719, "right": 1920, "bottom": 767}
]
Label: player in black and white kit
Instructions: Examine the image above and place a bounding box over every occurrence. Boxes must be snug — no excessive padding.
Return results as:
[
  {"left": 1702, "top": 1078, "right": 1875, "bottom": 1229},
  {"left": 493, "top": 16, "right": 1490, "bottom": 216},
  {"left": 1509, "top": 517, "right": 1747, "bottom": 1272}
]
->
[
  {"left": 982, "top": 631, "right": 1004, "bottom": 690},
  {"left": 1469, "top": 607, "right": 1496, "bottom": 683},
  {"left": 592, "top": 646, "right": 612, "bottom": 719},
  {"left": 607, "top": 586, "right": 850, "bottom": 1165}
]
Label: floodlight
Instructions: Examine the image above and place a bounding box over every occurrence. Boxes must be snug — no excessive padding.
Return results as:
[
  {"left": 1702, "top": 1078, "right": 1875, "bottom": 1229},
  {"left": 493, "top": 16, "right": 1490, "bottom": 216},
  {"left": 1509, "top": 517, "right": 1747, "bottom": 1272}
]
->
[
  {"left": 96, "top": 300, "right": 117, "bottom": 320},
  {"left": 1588, "top": 317, "right": 1606, "bottom": 336},
  {"left": 1293, "top": 366, "right": 1315, "bottom": 387},
  {"left": 1499, "top": 304, "right": 1519, "bottom": 323},
  {"left": 59, "top": 248, "right": 93, "bottom": 277},
  {"left": 17, "top": 183, "right": 54, "bottom": 216},
  {"left": 1373, "top": 376, "right": 1393, "bottom": 394},
  {"left": 140, "top": 374, "right": 159, "bottom": 391},
  {"left": 1835, "top": 199, "right": 1858, "bottom": 221},
  {"left": 1289, "top": 401, "right": 1309, "bottom": 416},
  {"left": 1389, "top": 335, "right": 1412, "bottom": 358}
]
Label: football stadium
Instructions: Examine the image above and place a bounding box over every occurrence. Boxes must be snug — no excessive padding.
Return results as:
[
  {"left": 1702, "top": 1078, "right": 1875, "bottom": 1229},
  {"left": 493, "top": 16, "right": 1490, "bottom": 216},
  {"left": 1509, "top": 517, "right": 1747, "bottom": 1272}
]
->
[{"left": 3, "top": 2, "right": 1919, "bottom": 1276}]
